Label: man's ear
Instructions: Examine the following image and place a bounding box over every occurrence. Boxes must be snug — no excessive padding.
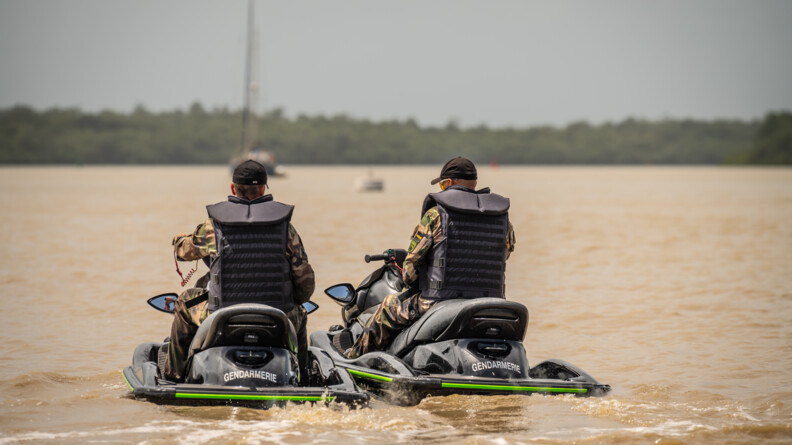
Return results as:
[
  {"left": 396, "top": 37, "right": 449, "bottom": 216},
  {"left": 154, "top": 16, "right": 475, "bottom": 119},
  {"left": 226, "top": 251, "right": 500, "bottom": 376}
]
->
[{"left": 230, "top": 183, "right": 237, "bottom": 196}]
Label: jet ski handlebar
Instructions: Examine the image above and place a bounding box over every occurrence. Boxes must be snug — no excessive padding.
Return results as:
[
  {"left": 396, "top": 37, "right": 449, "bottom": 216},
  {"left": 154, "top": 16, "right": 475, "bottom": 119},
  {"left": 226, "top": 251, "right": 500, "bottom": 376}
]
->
[
  {"left": 364, "top": 253, "right": 388, "bottom": 263},
  {"left": 364, "top": 249, "right": 407, "bottom": 268}
]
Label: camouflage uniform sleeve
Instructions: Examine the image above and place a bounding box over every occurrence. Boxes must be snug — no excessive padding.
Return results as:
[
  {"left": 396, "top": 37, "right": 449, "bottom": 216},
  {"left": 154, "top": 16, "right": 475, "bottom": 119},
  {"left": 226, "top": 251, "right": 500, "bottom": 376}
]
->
[
  {"left": 402, "top": 207, "right": 443, "bottom": 286},
  {"left": 506, "top": 219, "right": 516, "bottom": 261},
  {"left": 286, "top": 223, "right": 315, "bottom": 304},
  {"left": 173, "top": 218, "right": 216, "bottom": 261}
]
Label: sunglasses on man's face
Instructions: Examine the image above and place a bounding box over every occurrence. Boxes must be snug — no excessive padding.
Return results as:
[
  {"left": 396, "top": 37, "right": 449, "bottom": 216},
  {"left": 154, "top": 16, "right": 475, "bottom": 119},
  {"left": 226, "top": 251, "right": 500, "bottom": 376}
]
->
[{"left": 439, "top": 179, "right": 452, "bottom": 191}]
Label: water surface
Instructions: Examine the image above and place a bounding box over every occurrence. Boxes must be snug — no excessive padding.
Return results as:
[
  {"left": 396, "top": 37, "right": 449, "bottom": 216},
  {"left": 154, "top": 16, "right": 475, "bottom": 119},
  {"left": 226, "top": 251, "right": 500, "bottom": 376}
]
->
[{"left": 0, "top": 165, "right": 790, "bottom": 444}]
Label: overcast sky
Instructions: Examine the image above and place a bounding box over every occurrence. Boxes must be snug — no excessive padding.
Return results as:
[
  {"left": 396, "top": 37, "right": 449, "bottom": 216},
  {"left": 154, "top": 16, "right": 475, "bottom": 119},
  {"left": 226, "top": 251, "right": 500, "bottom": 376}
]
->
[{"left": 1, "top": 0, "right": 791, "bottom": 128}]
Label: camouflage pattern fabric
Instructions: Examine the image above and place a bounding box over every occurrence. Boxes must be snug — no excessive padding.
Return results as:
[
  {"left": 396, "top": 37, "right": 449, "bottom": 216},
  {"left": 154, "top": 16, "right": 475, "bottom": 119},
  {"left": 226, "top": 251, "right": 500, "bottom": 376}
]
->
[
  {"left": 162, "top": 287, "right": 211, "bottom": 382},
  {"left": 346, "top": 289, "right": 435, "bottom": 359},
  {"left": 347, "top": 205, "right": 516, "bottom": 358},
  {"left": 173, "top": 218, "right": 216, "bottom": 260},
  {"left": 401, "top": 208, "right": 443, "bottom": 286},
  {"left": 284, "top": 224, "right": 316, "bottom": 303}
]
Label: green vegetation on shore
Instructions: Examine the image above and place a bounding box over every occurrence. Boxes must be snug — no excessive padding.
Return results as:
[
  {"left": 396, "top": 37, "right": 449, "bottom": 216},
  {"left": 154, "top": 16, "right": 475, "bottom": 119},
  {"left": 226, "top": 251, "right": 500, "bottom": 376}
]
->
[{"left": 0, "top": 105, "right": 789, "bottom": 165}]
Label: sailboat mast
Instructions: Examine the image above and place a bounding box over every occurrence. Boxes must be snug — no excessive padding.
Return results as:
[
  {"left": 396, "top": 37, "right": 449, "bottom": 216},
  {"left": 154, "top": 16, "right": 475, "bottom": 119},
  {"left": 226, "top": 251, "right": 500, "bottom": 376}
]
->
[{"left": 240, "top": 0, "right": 255, "bottom": 154}]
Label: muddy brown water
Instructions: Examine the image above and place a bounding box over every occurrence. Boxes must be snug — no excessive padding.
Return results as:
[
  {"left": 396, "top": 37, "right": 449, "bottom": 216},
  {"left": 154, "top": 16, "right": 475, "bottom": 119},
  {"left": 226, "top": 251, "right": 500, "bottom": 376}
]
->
[{"left": 0, "top": 165, "right": 790, "bottom": 444}]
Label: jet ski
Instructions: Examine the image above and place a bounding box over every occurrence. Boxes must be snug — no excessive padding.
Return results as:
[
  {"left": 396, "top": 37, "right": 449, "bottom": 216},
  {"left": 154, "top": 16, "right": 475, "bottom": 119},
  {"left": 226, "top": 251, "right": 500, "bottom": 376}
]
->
[
  {"left": 122, "top": 294, "right": 368, "bottom": 408},
  {"left": 310, "top": 249, "right": 611, "bottom": 405}
]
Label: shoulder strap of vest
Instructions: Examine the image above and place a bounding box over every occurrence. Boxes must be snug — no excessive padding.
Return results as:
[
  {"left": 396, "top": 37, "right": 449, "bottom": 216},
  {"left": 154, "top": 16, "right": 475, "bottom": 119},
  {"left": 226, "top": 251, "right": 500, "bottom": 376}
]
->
[
  {"left": 422, "top": 187, "right": 509, "bottom": 216},
  {"left": 206, "top": 196, "right": 294, "bottom": 226}
]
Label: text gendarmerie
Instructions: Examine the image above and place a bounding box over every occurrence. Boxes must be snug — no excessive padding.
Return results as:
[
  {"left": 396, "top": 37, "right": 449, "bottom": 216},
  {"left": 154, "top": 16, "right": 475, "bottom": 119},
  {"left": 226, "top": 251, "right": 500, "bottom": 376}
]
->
[
  {"left": 223, "top": 370, "right": 278, "bottom": 383},
  {"left": 471, "top": 360, "right": 521, "bottom": 373}
]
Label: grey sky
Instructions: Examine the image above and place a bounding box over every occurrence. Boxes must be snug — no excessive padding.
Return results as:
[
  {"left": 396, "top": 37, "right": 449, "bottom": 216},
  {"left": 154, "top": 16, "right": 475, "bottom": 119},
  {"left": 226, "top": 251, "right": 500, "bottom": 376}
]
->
[{"left": 1, "top": 0, "right": 791, "bottom": 128}]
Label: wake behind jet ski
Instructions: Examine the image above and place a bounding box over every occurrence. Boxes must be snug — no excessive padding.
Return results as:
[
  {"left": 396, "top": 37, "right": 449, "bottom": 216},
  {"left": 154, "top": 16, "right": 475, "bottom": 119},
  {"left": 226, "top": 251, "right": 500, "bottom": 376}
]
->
[
  {"left": 310, "top": 249, "right": 610, "bottom": 405},
  {"left": 122, "top": 293, "right": 368, "bottom": 408}
]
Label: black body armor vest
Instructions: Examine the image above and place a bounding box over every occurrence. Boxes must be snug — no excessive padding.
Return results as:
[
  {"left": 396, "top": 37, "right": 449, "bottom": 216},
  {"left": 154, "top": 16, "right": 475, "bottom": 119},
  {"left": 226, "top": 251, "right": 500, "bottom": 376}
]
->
[
  {"left": 206, "top": 195, "right": 295, "bottom": 312},
  {"left": 418, "top": 186, "right": 510, "bottom": 301}
]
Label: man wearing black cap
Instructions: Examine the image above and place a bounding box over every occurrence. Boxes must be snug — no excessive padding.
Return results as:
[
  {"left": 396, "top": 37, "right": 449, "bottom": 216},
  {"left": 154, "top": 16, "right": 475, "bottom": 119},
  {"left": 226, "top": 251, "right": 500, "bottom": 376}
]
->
[
  {"left": 161, "top": 160, "right": 315, "bottom": 382},
  {"left": 344, "top": 157, "right": 515, "bottom": 358}
]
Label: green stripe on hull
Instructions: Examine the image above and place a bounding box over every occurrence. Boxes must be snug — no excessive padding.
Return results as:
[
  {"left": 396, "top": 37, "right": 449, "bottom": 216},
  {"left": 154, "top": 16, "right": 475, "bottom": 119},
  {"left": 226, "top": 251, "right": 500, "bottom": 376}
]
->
[
  {"left": 347, "top": 368, "right": 588, "bottom": 394},
  {"left": 348, "top": 369, "right": 393, "bottom": 382},
  {"left": 121, "top": 371, "right": 134, "bottom": 391},
  {"left": 175, "top": 393, "right": 333, "bottom": 402},
  {"left": 441, "top": 382, "right": 588, "bottom": 393}
]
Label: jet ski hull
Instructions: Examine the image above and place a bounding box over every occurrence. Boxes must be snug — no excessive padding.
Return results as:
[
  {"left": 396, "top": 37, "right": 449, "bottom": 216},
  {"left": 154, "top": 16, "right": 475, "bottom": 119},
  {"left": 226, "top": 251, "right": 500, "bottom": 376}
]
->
[
  {"left": 345, "top": 366, "right": 608, "bottom": 402},
  {"left": 122, "top": 341, "right": 368, "bottom": 408},
  {"left": 311, "top": 330, "right": 610, "bottom": 406}
]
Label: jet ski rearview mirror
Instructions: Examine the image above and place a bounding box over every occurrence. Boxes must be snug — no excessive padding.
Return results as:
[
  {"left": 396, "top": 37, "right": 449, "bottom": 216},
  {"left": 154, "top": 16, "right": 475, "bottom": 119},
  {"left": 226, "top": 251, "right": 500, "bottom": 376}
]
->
[
  {"left": 324, "top": 284, "right": 356, "bottom": 306},
  {"left": 302, "top": 301, "right": 319, "bottom": 314},
  {"left": 148, "top": 293, "right": 179, "bottom": 313},
  {"left": 149, "top": 293, "right": 320, "bottom": 315}
]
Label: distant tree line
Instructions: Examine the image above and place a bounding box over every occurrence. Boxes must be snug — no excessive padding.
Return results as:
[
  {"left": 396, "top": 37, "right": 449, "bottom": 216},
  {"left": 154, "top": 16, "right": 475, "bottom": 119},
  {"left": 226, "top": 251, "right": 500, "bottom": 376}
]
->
[
  {"left": 0, "top": 104, "right": 789, "bottom": 165},
  {"left": 724, "top": 111, "right": 792, "bottom": 165}
]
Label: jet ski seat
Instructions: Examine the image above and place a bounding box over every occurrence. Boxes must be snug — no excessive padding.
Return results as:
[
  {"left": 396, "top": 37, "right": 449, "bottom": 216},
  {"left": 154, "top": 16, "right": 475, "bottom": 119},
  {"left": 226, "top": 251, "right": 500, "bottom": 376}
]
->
[
  {"left": 387, "top": 298, "right": 528, "bottom": 358},
  {"left": 188, "top": 303, "right": 298, "bottom": 356}
]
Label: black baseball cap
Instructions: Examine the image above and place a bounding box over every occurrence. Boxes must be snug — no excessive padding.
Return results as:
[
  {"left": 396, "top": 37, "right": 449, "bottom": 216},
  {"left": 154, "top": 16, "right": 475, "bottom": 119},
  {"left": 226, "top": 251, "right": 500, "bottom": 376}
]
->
[
  {"left": 233, "top": 160, "right": 268, "bottom": 185},
  {"left": 430, "top": 157, "right": 478, "bottom": 185}
]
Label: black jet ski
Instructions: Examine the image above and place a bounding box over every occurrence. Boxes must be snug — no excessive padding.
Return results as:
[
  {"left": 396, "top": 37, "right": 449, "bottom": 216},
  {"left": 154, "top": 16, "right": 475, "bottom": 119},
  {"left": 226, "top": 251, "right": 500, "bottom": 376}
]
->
[
  {"left": 310, "top": 249, "right": 610, "bottom": 405},
  {"left": 122, "top": 294, "right": 368, "bottom": 408}
]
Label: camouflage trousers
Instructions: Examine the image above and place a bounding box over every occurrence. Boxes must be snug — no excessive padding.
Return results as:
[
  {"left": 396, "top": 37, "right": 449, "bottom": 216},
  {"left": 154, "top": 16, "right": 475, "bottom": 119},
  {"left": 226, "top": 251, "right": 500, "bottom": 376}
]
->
[
  {"left": 347, "top": 289, "right": 435, "bottom": 359},
  {"left": 162, "top": 288, "right": 307, "bottom": 382}
]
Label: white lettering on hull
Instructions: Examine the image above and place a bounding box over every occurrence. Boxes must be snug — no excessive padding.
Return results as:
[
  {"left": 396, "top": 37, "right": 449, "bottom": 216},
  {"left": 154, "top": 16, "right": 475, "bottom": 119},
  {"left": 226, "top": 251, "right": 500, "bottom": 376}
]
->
[
  {"left": 471, "top": 360, "right": 521, "bottom": 374},
  {"left": 223, "top": 370, "right": 278, "bottom": 384}
]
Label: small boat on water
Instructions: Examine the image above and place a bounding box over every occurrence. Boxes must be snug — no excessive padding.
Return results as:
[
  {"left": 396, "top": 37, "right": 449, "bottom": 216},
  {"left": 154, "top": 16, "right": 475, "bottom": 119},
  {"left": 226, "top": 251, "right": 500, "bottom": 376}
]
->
[{"left": 355, "top": 169, "right": 384, "bottom": 192}]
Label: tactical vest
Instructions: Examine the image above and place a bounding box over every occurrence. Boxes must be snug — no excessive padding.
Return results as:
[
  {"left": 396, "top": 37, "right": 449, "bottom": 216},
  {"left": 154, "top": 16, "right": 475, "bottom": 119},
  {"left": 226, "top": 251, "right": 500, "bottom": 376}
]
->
[
  {"left": 418, "top": 186, "right": 510, "bottom": 301},
  {"left": 206, "top": 195, "right": 295, "bottom": 312}
]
